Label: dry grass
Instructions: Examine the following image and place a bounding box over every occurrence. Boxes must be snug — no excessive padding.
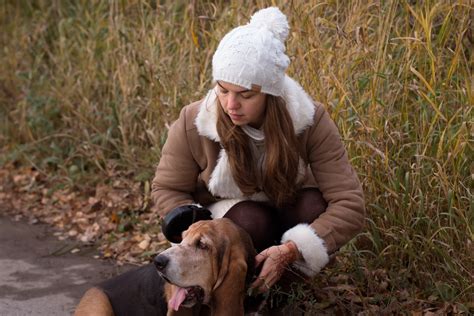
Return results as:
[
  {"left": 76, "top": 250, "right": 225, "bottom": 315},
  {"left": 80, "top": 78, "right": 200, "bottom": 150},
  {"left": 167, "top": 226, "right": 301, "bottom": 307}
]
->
[{"left": 1, "top": 0, "right": 472, "bottom": 312}]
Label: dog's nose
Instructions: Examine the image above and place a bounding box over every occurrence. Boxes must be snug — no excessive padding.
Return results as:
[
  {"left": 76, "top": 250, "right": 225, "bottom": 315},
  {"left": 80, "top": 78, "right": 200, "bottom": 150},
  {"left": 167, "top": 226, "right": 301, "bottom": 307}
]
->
[{"left": 153, "top": 254, "right": 169, "bottom": 271}]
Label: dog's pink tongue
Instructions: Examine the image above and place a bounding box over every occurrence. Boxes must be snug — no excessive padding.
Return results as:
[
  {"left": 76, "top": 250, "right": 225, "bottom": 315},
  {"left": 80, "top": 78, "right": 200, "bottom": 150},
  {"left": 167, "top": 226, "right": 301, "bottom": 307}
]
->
[{"left": 169, "top": 287, "right": 188, "bottom": 311}]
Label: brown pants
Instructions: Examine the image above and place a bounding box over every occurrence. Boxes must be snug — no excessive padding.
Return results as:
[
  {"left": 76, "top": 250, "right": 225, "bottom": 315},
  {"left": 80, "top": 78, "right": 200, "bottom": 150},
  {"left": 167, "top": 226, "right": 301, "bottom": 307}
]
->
[{"left": 223, "top": 188, "right": 327, "bottom": 252}]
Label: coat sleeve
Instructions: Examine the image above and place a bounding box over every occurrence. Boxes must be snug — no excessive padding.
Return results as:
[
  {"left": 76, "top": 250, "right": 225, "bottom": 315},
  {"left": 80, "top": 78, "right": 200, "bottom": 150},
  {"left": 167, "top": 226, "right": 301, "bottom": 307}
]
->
[
  {"left": 281, "top": 104, "right": 365, "bottom": 277},
  {"left": 151, "top": 106, "right": 201, "bottom": 217}
]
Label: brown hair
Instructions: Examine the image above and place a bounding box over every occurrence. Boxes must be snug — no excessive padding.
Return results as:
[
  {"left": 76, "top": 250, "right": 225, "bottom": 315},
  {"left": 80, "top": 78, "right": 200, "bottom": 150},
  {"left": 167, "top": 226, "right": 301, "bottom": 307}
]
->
[{"left": 216, "top": 95, "right": 300, "bottom": 206}]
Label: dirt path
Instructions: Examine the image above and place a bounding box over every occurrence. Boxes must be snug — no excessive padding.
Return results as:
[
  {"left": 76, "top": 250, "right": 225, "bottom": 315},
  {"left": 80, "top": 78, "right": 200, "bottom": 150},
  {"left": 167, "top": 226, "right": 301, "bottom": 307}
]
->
[{"left": 0, "top": 215, "right": 133, "bottom": 315}]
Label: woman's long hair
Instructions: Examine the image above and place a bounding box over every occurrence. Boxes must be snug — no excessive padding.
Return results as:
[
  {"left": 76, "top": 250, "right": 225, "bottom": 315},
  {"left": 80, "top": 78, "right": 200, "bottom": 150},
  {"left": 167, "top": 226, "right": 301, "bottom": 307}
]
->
[{"left": 216, "top": 95, "right": 300, "bottom": 206}]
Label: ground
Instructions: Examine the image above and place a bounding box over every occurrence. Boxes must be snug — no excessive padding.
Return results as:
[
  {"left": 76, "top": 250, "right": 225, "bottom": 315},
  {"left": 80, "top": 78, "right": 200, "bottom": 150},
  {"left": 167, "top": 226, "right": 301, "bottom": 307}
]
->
[
  {"left": 0, "top": 165, "right": 471, "bottom": 314},
  {"left": 0, "top": 215, "right": 133, "bottom": 315}
]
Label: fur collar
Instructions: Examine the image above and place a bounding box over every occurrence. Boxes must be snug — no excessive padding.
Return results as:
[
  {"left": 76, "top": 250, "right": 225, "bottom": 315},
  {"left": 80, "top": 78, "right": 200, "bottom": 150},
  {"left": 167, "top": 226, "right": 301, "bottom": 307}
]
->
[
  {"left": 194, "top": 75, "right": 315, "bottom": 200},
  {"left": 195, "top": 75, "right": 315, "bottom": 141}
]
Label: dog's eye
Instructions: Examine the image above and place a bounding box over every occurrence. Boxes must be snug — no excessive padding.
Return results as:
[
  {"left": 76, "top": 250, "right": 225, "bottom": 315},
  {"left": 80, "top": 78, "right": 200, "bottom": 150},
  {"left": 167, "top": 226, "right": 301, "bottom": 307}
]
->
[{"left": 196, "top": 239, "right": 208, "bottom": 250}]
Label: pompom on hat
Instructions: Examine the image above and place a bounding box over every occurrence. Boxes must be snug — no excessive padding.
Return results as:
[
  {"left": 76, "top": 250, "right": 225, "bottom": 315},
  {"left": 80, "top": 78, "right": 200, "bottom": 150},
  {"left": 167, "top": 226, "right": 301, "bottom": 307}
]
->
[{"left": 212, "top": 7, "right": 290, "bottom": 96}]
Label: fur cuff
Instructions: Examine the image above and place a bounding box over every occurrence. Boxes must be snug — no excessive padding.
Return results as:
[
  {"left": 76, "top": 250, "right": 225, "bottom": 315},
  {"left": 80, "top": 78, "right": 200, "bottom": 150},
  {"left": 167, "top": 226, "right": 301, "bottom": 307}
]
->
[{"left": 281, "top": 224, "right": 329, "bottom": 277}]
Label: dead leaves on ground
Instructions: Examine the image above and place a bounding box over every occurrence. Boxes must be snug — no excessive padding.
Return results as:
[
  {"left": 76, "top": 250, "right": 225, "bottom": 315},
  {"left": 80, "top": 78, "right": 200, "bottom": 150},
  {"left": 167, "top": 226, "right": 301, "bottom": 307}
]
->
[
  {"left": 0, "top": 164, "right": 169, "bottom": 265},
  {"left": 0, "top": 165, "right": 471, "bottom": 314},
  {"left": 304, "top": 259, "right": 471, "bottom": 315}
]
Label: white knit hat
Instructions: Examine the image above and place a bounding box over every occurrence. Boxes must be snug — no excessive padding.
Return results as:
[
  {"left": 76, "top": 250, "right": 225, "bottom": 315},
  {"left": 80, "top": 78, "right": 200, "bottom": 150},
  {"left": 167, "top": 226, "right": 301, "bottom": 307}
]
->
[{"left": 212, "top": 7, "right": 290, "bottom": 96}]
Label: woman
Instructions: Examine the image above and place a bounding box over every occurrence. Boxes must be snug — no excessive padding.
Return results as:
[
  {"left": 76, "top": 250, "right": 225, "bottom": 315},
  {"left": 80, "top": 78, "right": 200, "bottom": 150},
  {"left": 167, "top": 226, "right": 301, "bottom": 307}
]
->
[{"left": 152, "top": 7, "right": 365, "bottom": 295}]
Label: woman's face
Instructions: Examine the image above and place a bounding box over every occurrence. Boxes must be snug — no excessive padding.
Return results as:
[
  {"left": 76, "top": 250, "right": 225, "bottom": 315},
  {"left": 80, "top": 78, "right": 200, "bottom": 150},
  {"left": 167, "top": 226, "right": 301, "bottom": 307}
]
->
[{"left": 216, "top": 81, "right": 267, "bottom": 128}]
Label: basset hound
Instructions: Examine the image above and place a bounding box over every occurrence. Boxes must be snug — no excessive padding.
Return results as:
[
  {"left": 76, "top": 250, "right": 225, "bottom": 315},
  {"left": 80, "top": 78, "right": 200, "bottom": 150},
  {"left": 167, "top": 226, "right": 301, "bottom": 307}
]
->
[{"left": 74, "top": 218, "right": 256, "bottom": 316}]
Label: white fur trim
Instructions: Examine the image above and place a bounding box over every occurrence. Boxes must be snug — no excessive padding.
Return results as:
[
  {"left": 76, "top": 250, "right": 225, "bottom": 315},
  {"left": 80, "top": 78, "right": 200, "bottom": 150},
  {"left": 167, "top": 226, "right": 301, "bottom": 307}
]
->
[
  {"left": 208, "top": 148, "right": 307, "bottom": 199},
  {"left": 248, "top": 191, "right": 269, "bottom": 202},
  {"left": 195, "top": 75, "right": 315, "bottom": 139},
  {"left": 194, "top": 88, "right": 220, "bottom": 141},
  {"left": 208, "top": 149, "right": 243, "bottom": 198},
  {"left": 281, "top": 224, "right": 329, "bottom": 277},
  {"left": 207, "top": 193, "right": 269, "bottom": 219},
  {"left": 207, "top": 198, "right": 244, "bottom": 219},
  {"left": 281, "top": 76, "right": 315, "bottom": 134},
  {"left": 208, "top": 148, "right": 271, "bottom": 202}
]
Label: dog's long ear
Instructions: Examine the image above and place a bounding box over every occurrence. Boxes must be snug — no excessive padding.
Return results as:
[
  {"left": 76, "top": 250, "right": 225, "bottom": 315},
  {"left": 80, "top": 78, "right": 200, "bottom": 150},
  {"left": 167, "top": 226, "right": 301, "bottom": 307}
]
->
[
  {"left": 211, "top": 241, "right": 248, "bottom": 315},
  {"left": 238, "top": 226, "right": 257, "bottom": 286}
]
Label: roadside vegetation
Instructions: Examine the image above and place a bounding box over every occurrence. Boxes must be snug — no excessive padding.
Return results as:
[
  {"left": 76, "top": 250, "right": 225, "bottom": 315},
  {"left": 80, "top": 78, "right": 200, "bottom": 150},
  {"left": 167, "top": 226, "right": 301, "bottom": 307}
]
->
[{"left": 1, "top": 0, "right": 472, "bottom": 313}]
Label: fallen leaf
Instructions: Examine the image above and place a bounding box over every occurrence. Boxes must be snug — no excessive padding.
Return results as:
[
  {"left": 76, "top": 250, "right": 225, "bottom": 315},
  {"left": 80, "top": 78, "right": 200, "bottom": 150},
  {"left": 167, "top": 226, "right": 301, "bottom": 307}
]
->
[{"left": 138, "top": 238, "right": 150, "bottom": 250}]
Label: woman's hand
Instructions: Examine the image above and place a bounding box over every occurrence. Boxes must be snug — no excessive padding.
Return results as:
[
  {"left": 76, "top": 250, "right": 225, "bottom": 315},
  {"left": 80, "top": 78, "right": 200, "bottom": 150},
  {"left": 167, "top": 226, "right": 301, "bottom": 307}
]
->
[{"left": 250, "top": 241, "right": 301, "bottom": 294}]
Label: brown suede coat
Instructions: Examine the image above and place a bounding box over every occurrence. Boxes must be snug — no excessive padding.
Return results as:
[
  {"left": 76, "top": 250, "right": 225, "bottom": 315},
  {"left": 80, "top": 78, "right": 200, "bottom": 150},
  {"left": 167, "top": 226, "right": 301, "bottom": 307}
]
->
[{"left": 151, "top": 97, "right": 365, "bottom": 254}]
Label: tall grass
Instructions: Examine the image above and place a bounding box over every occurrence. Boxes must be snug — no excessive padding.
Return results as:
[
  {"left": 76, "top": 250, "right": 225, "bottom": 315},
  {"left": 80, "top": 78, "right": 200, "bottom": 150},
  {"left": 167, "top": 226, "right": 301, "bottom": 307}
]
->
[{"left": 1, "top": 0, "right": 472, "bottom": 308}]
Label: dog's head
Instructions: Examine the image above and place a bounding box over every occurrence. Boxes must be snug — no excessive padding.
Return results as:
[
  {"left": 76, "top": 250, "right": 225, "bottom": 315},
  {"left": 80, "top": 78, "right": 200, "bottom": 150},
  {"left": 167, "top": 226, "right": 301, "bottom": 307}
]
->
[{"left": 154, "top": 218, "right": 256, "bottom": 312}]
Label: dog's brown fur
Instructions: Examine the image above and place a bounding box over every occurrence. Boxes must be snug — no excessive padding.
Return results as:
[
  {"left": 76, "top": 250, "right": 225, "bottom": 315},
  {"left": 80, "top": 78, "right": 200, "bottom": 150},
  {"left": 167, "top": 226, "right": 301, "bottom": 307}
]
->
[
  {"left": 75, "top": 287, "right": 114, "bottom": 316},
  {"left": 75, "top": 218, "right": 256, "bottom": 316}
]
